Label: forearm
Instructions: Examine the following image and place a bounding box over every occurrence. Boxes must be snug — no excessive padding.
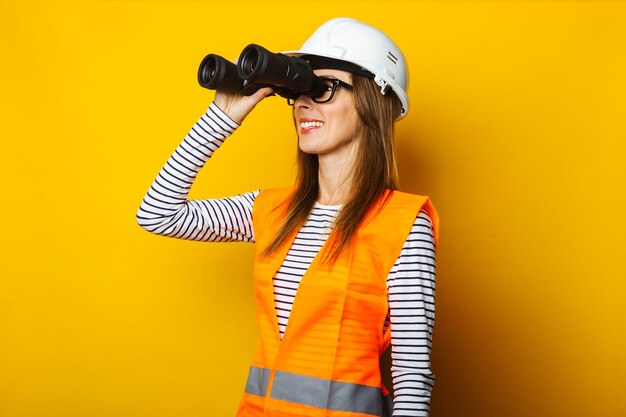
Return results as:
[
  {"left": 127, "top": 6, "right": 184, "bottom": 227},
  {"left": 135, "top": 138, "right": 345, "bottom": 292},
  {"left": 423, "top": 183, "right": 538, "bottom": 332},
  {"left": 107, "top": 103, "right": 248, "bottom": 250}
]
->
[{"left": 136, "top": 103, "right": 258, "bottom": 242}]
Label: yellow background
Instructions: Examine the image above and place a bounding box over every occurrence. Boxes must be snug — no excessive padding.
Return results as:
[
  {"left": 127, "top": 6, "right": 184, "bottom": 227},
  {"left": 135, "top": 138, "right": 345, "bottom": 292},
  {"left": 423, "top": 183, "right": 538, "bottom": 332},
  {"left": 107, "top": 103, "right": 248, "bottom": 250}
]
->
[{"left": 1, "top": 1, "right": 625, "bottom": 416}]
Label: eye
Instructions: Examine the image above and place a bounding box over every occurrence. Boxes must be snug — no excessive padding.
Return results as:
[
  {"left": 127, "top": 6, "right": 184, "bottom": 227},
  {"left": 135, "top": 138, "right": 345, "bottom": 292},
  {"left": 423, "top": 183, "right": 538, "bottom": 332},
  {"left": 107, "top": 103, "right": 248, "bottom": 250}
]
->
[{"left": 322, "top": 79, "right": 335, "bottom": 90}]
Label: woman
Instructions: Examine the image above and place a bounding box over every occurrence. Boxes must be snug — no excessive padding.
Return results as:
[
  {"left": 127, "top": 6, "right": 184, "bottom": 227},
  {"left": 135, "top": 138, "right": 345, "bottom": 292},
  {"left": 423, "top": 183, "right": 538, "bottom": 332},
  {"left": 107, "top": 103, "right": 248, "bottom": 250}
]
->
[{"left": 137, "top": 17, "right": 439, "bottom": 417}]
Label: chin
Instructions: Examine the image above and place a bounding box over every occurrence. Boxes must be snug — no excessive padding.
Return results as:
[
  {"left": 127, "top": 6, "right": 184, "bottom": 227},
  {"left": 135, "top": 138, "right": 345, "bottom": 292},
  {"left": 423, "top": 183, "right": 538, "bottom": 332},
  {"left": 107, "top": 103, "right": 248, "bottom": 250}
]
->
[
  {"left": 298, "top": 139, "right": 321, "bottom": 155},
  {"left": 298, "top": 146, "right": 321, "bottom": 155}
]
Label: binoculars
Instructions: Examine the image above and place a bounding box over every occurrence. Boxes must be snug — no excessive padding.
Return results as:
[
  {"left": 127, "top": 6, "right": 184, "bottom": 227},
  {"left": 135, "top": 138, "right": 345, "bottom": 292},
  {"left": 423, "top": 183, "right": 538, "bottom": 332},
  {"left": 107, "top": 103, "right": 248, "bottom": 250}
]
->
[{"left": 198, "top": 44, "right": 327, "bottom": 100}]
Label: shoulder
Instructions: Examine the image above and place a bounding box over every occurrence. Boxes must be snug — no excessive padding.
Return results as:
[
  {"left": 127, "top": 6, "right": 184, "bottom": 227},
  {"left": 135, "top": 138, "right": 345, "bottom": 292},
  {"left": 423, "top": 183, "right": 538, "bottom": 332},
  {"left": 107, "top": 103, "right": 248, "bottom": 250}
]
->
[
  {"left": 386, "top": 190, "right": 436, "bottom": 220},
  {"left": 389, "top": 190, "right": 439, "bottom": 247},
  {"left": 255, "top": 187, "right": 294, "bottom": 207},
  {"left": 412, "top": 211, "right": 436, "bottom": 245},
  {"left": 252, "top": 187, "right": 295, "bottom": 222},
  {"left": 415, "top": 210, "right": 433, "bottom": 227},
  {"left": 400, "top": 210, "right": 435, "bottom": 251},
  {"left": 390, "top": 190, "right": 433, "bottom": 205}
]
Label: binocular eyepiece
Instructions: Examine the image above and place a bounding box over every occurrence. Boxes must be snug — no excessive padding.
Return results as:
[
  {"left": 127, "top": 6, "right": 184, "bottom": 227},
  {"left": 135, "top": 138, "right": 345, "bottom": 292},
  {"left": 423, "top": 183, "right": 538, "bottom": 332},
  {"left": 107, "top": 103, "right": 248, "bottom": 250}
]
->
[{"left": 198, "top": 44, "right": 327, "bottom": 101}]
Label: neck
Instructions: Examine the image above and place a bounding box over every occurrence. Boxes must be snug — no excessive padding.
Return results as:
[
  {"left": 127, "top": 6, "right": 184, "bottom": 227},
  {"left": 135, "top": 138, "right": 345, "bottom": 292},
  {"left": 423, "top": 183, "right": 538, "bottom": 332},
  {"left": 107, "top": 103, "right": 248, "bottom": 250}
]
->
[{"left": 316, "top": 143, "right": 357, "bottom": 206}]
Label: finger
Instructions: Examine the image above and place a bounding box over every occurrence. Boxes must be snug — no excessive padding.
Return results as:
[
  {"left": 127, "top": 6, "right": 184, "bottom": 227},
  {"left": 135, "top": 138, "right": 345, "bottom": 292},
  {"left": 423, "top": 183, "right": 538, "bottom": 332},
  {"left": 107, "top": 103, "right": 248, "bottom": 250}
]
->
[{"left": 247, "top": 87, "right": 273, "bottom": 103}]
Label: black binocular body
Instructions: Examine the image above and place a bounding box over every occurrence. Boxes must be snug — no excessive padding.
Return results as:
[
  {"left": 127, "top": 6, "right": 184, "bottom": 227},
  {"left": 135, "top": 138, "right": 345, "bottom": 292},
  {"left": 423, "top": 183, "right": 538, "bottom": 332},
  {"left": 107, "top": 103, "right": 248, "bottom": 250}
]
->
[{"left": 198, "top": 44, "right": 327, "bottom": 101}]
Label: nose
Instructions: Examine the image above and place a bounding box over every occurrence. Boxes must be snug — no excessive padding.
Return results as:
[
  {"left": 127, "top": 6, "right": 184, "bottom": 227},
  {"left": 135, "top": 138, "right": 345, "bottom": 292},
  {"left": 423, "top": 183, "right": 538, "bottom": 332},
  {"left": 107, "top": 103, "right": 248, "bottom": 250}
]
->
[{"left": 293, "top": 93, "right": 313, "bottom": 109}]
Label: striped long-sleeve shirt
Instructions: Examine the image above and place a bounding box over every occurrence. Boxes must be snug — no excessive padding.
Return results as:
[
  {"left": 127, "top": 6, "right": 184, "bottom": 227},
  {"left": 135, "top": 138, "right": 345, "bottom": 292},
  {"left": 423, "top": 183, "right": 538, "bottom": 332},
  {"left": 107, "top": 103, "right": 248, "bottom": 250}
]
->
[{"left": 136, "top": 103, "right": 437, "bottom": 416}]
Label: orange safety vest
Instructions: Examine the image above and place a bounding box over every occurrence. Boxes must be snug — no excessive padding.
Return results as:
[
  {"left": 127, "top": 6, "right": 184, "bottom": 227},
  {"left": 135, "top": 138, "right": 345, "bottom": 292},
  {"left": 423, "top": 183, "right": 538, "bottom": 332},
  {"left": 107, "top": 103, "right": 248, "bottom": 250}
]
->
[{"left": 236, "top": 187, "right": 439, "bottom": 417}]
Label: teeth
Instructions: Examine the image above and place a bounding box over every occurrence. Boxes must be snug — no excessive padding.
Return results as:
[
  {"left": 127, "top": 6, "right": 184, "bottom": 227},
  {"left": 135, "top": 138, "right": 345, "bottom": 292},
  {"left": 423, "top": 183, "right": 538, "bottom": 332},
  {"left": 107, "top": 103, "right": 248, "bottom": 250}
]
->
[{"left": 300, "top": 121, "right": 324, "bottom": 129}]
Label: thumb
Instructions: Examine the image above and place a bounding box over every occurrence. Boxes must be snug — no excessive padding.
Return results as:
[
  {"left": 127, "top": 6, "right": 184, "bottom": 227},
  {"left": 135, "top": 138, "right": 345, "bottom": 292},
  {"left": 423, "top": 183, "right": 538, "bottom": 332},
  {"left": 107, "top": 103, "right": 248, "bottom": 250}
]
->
[{"left": 254, "top": 86, "right": 274, "bottom": 100}]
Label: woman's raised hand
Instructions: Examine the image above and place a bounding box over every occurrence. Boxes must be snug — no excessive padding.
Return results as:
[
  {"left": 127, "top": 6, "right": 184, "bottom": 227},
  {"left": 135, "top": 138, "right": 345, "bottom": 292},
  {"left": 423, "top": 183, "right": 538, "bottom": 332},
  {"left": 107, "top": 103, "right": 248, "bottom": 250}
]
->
[{"left": 213, "top": 86, "right": 273, "bottom": 125}]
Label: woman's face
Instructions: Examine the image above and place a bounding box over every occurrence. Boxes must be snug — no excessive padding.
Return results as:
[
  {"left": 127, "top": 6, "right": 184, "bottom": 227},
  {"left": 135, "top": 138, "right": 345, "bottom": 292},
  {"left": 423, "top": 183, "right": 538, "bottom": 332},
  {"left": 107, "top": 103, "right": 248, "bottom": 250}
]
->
[{"left": 292, "top": 69, "right": 359, "bottom": 158}]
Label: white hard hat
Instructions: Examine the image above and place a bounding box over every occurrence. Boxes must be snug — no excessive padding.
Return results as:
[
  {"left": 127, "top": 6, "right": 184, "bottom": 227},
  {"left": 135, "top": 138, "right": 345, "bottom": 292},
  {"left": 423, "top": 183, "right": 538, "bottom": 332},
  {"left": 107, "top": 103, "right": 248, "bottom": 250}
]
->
[{"left": 283, "top": 17, "right": 409, "bottom": 119}]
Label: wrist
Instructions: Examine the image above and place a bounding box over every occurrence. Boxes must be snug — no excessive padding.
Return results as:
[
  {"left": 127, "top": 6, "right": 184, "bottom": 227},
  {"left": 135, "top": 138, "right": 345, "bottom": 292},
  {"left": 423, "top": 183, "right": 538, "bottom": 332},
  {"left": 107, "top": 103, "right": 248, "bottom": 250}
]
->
[{"left": 210, "top": 101, "right": 241, "bottom": 128}]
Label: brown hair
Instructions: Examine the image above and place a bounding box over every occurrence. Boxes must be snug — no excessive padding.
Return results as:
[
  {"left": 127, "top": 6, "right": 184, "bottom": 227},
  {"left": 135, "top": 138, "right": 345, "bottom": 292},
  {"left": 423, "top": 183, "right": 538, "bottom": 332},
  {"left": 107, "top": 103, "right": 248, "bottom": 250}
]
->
[{"left": 262, "top": 74, "right": 403, "bottom": 266}]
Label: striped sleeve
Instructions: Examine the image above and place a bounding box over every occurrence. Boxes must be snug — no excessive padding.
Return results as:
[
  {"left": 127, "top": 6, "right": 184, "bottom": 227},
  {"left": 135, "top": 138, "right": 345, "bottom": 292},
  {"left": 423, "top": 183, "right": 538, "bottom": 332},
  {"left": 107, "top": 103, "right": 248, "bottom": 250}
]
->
[
  {"left": 387, "top": 210, "right": 437, "bottom": 417},
  {"left": 136, "top": 102, "right": 260, "bottom": 242}
]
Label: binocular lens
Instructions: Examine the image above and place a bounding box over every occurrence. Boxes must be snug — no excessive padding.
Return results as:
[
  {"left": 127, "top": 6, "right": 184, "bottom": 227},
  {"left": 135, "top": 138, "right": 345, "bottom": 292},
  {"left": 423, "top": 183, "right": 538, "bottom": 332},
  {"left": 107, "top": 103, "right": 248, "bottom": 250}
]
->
[
  {"left": 240, "top": 53, "right": 259, "bottom": 76},
  {"left": 199, "top": 58, "right": 217, "bottom": 85},
  {"left": 238, "top": 44, "right": 269, "bottom": 81},
  {"left": 198, "top": 54, "right": 244, "bottom": 93}
]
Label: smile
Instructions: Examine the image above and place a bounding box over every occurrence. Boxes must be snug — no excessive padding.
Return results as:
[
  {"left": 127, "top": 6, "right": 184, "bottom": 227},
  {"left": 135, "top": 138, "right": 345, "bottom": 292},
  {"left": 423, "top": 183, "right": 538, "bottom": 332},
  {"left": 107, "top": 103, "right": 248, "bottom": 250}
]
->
[{"left": 300, "top": 121, "right": 324, "bottom": 129}]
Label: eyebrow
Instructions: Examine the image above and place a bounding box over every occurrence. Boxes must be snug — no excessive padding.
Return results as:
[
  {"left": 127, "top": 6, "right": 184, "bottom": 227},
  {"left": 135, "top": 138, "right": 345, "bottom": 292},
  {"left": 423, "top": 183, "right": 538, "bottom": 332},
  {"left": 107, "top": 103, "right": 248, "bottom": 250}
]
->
[{"left": 317, "top": 75, "right": 340, "bottom": 80}]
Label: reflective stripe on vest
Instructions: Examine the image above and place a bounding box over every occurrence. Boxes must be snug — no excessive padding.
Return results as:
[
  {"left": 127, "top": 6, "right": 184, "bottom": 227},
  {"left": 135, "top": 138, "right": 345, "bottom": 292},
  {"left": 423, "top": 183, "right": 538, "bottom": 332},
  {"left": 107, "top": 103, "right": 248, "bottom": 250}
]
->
[
  {"left": 244, "top": 366, "right": 393, "bottom": 416},
  {"left": 236, "top": 188, "right": 439, "bottom": 417}
]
